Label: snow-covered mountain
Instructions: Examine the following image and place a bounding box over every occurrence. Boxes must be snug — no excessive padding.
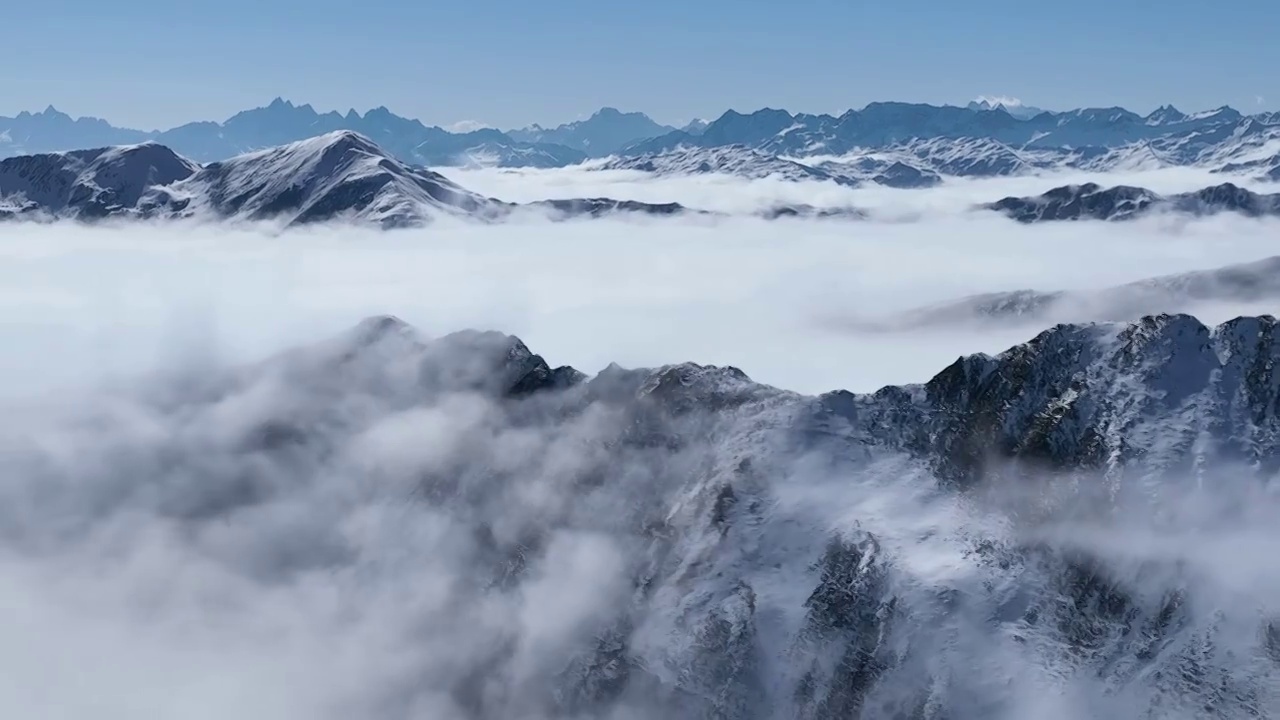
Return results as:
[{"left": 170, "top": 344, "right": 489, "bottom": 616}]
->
[
  {"left": 0, "top": 142, "right": 199, "bottom": 220},
  {"left": 877, "top": 255, "right": 1280, "bottom": 330},
  {"left": 508, "top": 107, "right": 676, "bottom": 157},
  {"left": 16, "top": 311, "right": 1280, "bottom": 717},
  {"left": 625, "top": 102, "right": 1280, "bottom": 177},
  {"left": 599, "top": 146, "right": 946, "bottom": 189},
  {"left": 136, "top": 131, "right": 508, "bottom": 228},
  {"left": 987, "top": 182, "right": 1280, "bottom": 222}
]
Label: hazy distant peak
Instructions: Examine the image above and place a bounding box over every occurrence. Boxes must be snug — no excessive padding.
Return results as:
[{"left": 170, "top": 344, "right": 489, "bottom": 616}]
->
[
  {"left": 966, "top": 97, "right": 1049, "bottom": 120},
  {"left": 506, "top": 106, "right": 675, "bottom": 157}
]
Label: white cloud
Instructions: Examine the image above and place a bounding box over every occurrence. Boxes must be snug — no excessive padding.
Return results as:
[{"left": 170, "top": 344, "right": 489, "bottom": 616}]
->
[{"left": 445, "top": 120, "right": 491, "bottom": 133}]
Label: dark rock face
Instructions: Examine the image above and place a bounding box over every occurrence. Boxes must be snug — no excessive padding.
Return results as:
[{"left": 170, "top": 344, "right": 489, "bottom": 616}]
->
[{"left": 15, "top": 313, "right": 1280, "bottom": 718}]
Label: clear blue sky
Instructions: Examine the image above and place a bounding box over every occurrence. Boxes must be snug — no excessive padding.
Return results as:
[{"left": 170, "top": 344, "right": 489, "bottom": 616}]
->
[{"left": 3, "top": 0, "right": 1276, "bottom": 131}]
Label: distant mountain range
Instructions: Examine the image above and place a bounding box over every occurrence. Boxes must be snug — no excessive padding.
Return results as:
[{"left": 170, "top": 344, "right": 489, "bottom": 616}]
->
[{"left": 4, "top": 98, "right": 1280, "bottom": 185}]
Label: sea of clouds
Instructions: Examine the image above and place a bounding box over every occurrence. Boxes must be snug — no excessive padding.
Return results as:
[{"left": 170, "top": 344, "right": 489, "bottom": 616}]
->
[
  {"left": 2, "top": 166, "right": 1280, "bottom": 719},
  {"left": 3, "top": 166, "right": 1279, "bottom": 399}
]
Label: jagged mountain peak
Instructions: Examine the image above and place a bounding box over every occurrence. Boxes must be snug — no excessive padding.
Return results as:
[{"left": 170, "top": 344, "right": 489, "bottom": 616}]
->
[
  {"left": 141, "top": 130, "right": 501, "bottom": 228},
  {"left": 1145, "top": 103, "right": 1187, "bottom": 124}
]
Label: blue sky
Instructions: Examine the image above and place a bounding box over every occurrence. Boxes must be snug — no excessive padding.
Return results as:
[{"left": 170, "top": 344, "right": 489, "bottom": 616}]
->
[{"left": 3, "top": 0, "right": 1276, "bottom": 130}]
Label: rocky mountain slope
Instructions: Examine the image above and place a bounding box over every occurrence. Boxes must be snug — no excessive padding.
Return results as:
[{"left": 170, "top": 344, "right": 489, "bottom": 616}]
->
[
  {"left": 987, "top": 182, "right": 1280, "bottom": 222},
  {"left": 11, "top": 312, "right": 1280, "bottom": 718},
  {"left": 0, "top": 142, "right": 198, "bottom": 220}
]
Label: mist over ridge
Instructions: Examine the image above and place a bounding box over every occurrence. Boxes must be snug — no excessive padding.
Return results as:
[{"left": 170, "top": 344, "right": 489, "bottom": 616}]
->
[{"left": 2, "top": 136, "right": 1280, "bottom": 718}]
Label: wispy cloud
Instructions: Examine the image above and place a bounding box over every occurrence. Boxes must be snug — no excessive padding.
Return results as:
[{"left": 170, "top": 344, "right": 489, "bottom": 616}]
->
[{"left": 445, "top": 119, "right": 491, "bottom": 133}]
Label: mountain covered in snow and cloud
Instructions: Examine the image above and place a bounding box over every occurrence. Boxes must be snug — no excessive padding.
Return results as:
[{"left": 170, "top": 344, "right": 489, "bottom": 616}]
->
[{"left": 17, "top": 309, "right": 1280, "bottom": 717}]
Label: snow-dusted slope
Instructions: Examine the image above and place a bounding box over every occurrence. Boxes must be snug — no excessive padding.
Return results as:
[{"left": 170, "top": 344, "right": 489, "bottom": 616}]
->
[
  {"left": 12, "top": 313, "right": 1280, "bottom": 718},
  {"left": 987, "top": 181, "right": 1280, "bottom": 222},
  {"left": 598, "top": 145, "right": 861, "bottom": 186},
  {"left": 0, "top": 142, "right": 197, "bottom": 219},
  {"left": 602, "top": 145, "right": 950, "bottom": 189},
  {"left": 138, "top": 131, "right": 505, "bottom": 228}
]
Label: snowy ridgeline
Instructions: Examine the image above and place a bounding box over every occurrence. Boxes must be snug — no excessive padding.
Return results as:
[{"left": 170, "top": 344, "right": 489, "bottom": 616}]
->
[
  {"left": 4, "top": 99, "right": 1280, "bottom": 182},
  {"left": 11, "top": 312, "right": 1280, "bottom": 718}
]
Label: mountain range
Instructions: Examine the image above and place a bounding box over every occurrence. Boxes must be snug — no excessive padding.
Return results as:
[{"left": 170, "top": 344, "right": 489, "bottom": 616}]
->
[
  {"left": 5, "top": 131, "right": 1280, "bottom": 229},
  {"left": 19, "top": 309, "right": 1280, "bottom": 717},
  {"left": 5, "top": 98, "right": 1280, "bottom": 184}
]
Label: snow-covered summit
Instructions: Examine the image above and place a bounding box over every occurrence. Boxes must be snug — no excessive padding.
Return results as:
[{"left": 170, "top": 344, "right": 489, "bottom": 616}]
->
[{"left": 138, "top": 130, "right": 503, "bottom": 228}]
